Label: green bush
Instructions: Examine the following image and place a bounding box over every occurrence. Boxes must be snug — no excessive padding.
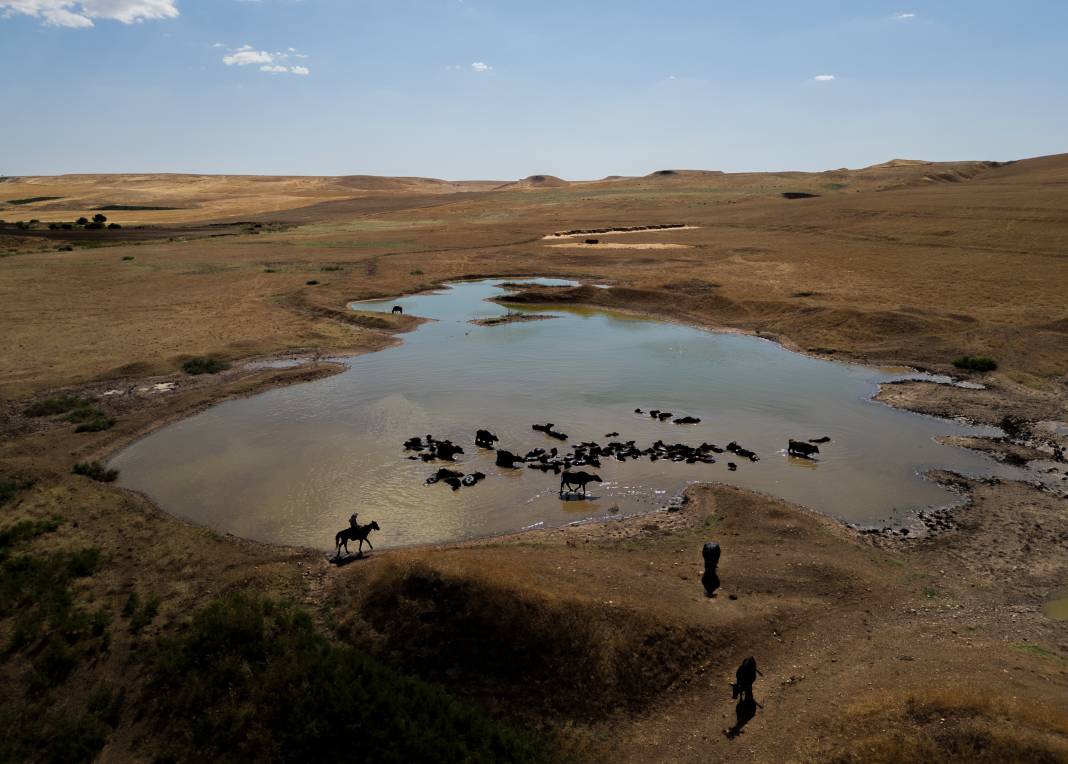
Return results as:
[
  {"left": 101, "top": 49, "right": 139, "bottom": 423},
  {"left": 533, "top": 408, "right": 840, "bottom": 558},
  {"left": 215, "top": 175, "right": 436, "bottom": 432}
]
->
[
  {"left": 150, "top": 593, "right": 547, "bottom": 763},
  {"left": 953, "top": 355, "right": 998, "bottom": 372},
  {"left": 181, "top": 356, "right": 230, "bottom": 375},
  {"left": 65, "top": 406, "right": 116, "bottom": 433},
  {"left": 72, "top": 462, "right": 119, "bottom": 483},
  {"left": 0, "top": 477, "right": 35, "bottom": 508},
  {"left": 24, "top": 395, "right": 90, "bottom": 417},
  {"left": 305, "top": 279, "right": 319, "bottom": 285}
]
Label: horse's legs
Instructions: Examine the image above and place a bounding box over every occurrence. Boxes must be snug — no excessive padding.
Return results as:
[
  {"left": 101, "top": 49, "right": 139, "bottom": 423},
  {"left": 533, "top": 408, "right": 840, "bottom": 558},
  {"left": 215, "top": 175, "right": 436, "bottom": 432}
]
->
[{"left": 365, "top": 537, "right": 373, "bottom": 551}]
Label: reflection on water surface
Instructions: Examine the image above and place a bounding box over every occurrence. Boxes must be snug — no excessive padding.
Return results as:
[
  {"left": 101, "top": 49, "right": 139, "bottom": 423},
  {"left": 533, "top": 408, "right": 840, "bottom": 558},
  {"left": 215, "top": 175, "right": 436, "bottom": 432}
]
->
[{"left": 111, "top": 279, "right": 1025, "bottom": 550}]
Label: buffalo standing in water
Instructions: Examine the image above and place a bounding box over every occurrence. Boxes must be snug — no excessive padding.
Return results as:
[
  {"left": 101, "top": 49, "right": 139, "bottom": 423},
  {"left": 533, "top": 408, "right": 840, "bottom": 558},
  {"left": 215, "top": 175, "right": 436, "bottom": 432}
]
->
[
  {"left": 391, "top": 305, "right": 403, "bottom": 314},
  {"left": 559, "top": 470, "right": 602, "bottom": 496},
  {"left": 335, "top": 520, "right": 381, "bottom": 557},
  {"left": 788, "top": 439, "right": 820, "bottom": 458},
  {"left": 475, "top": 429, "right": 499, "bottom": 449}
]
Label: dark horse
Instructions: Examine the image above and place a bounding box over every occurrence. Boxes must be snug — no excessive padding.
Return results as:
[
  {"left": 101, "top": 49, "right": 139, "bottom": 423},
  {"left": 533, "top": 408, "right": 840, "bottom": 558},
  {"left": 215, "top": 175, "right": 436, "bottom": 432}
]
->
[
  {"left": 335, "top": 520, "right": 380, "bottom": 557},
  {"left": 391, "top": 305, "right": 403, "bottom": 314}
]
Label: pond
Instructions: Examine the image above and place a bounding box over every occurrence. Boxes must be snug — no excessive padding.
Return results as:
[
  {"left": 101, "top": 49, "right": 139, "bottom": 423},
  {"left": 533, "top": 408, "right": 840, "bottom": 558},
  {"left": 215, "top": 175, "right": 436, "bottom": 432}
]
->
[{"left": 110, "top": 278, "right": 1026, "bottom": 551}]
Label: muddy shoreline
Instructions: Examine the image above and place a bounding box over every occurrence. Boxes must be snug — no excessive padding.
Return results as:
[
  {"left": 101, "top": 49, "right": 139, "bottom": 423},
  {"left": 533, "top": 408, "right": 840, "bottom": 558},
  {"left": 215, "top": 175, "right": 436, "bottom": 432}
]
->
[{"left": 10, "top": 274, "right": 1063, "bottom": 558}]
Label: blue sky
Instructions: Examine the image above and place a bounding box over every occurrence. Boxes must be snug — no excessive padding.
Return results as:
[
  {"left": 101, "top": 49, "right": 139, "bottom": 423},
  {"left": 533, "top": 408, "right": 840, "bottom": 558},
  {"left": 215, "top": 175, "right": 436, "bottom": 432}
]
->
[{"left": 1, "top": 1, "right": 1065, "bottom": 178}]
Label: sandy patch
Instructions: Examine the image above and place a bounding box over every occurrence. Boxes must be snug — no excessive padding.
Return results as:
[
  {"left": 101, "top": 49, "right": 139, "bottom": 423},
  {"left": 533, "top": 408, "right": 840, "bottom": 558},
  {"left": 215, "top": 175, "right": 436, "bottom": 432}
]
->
[{"left": 547, "top": 242, "right": 689, "bottom": 250}]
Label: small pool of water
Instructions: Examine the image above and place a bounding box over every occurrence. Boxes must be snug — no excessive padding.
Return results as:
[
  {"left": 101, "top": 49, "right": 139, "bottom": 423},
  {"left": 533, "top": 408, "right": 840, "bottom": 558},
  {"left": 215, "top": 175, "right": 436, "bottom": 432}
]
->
[{"left": 111, "top": 279, "right": 1027, "bottom": 551}]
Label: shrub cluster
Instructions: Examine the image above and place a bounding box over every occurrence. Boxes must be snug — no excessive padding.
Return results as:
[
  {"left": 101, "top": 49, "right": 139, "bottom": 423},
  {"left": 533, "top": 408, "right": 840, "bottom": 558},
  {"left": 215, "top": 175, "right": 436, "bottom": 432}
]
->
[
  {"left": 953, "top": 355, "right": 998, "bottom": 372},
  {"left": 181, "top": 356, "right": 230, "bottom": 375},
  {"left": 0, "top": 518, "right": 114, "bottom": 764},
  {"left": 150, "top": 593, "right": 547, "bottom": 763},
  {"left": 24, "top": 396, "right": 115, "bottom": 432},
  {"left": 72, "top": 462, "right": 119, "bottom": 483}
]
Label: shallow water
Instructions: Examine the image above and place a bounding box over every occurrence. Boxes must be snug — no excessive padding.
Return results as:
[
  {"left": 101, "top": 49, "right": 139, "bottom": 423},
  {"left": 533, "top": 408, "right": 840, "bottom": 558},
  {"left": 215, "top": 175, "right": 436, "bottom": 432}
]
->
[{"left": 111, "top": 279, "right": 1026, "bottom": 551}]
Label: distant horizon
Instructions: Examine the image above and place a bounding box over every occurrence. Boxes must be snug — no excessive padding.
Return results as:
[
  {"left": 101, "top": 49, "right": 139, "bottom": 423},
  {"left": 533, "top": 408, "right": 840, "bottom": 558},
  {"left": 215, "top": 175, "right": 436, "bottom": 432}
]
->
[
  {"left": 2, "top": 1, "right": 1066, "bottom": 178},
  {"left": 4, "top": 152, "right": 1050, "bottom": 184}
]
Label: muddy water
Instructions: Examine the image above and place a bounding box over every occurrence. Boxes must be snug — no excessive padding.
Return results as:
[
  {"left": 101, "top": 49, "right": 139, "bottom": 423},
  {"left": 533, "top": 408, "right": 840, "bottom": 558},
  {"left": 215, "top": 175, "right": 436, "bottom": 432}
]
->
[{"left": 111, "top": 279, "right": 1026, "bottom": 551}]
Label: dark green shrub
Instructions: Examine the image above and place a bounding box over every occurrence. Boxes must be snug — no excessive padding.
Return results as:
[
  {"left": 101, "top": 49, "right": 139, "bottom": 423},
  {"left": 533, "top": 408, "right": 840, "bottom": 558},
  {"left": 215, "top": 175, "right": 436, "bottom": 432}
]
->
[
  {"left": 181, "top": 356, "right": 230, "bottom": 375},
  {"left": 66, "top": 406, "right": 115, "bottom": 433},
  {"left": 122, "top": 255, "right": 134, "bottom": 260},
  {"left": 410, "top": 269, "right": 424, "bottom": 275},
  {"left": 320, "top": 265, "right": 343, "bottom": 271},
  {"left": 72, "top": 462, "right": 119, "bottom": 483},
  {"left": 953, "top": 355, "right": 998, "bottom": 372},
  {"left": 76, "top": 217, "right": 89, "bottom": 226},
  {"left": 305, "top": 279, "right": 319, "bottom": 285},
  {"left": 150, "top": 593, "right": 547, "bottom": 763},
  {"left": 92, "top": 214, "right": 107, "bottom": 224},
  {"left": 85, "top": 221, "right": 105, "bottom": 230},
  {"left": 24, "top": 395, "right": 91, "bottom": 417},
  {"left": 107, "top": 223, "right": 121, "bottom": 229},
  {"left": 0, "top": 478, "right": 36, "bottom": 508}
]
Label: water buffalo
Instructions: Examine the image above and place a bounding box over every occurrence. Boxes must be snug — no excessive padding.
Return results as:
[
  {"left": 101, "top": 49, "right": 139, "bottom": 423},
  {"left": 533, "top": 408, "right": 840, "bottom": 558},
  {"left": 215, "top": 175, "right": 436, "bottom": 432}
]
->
[
  {"left": 496, "top": 450, "right": 524, "bottom": 468},
  {"left": 730, "top": 656, "right": 762, "bottom": 702},
  {"left": 788, "top": 439, "right": 820, "bottom": 458},
  {"left": 559, "top": 470, "right": 602, "bottom": 496},
  {"left": 475, "top": 429, "right": 499, "bottom": 448},
  {"left": 461, "top": 472, "right": 486, "bottom": 486},
  {"left": 435, "top": 442, "right": 464, "bottom": 461},
  {"left": 674, "top": 416, "right": 701, "bottom": 425},
  {"left": 727, "top": 462, "right": 738, "bottom": 471},
  {"left": 808, "top": 436, "right": 832, "bottom": 444},
  {"left": 391, "top": 305, "right": 403, "bottom": 314},
  {"left": 702, "top": 541, "right": 721, "bottom": 597}
]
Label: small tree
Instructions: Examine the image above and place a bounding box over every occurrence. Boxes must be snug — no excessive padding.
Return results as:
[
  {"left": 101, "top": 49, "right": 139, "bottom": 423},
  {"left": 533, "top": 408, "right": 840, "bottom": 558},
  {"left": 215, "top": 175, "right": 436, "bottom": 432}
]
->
[
  {"left": 92, "top": 213, "right": 107, "bottom": 224},
  {"left": 76, "top": 217, "right": 89, "bottom": 226}
]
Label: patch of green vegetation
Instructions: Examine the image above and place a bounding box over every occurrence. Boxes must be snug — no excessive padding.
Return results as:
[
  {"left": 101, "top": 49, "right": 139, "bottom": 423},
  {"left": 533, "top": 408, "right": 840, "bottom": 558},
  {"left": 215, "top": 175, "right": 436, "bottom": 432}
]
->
[
  {"left": 123, "top": 591, "right": 160, "bottom": 634},
  {"left": 121, "top": 255, "right": 134, "bottom": 261},
  {"left": 298, "top": 219, "right": 439, "bottom": 235},
  {"left": 921, "top": 585, "right": 939, "bottom": 599},
  {"left": 24, "top": 395, "right": 91, "bottom": 417},
  {"left": 6, "top": 196, "right": 62, "bottom": 205},
  {"left": 953, "top": 355, "right": 998, "bottom": 372},
  {"left": 66, "top": 406, "right": 116, "bottom": 433},
  {"left": 0, "top": 518, "right": 108, "bottom": 688},
  {"left": 181, "top": 356, "right": 230, "bottom": 375},
  {"left": 72, "top": 461, "right": 119, "bottom": 483},
  {"left": 263, "top": 268, "right": 277, "bottom": 273},
  {"left": 150, "top": 593, "right": 547, "bottom": 763},
  {"left": 94, "top": 204, "right": 177, "bottom": 211},
  {"left": 826, "top": 182, "right": 849, "bottom": 191},
  {"left": 305, "top": 279, "right": 320, "bottom": 286},
  {"left": 0, "top": 701, "right": 113, "bottom": 764},
  {"left": 320, "top": 265, "right": 344, "bottom": 271},
  {"left": 0, "top": 477, "right": 35, "bottom": 507},
  {"left": 410, "top": 269, "right": 425, "bottom": 275},
  {"left": 1012, "top": 643, "right": 1062, "bottom": 661}
]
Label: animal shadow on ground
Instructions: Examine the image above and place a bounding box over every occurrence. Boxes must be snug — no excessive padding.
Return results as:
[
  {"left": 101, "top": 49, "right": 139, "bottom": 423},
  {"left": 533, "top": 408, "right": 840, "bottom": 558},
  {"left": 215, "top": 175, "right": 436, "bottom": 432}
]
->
[
  {"left": 724, "top": 696, "right": 759, "bottom": 739},
  {"left": 558, "top": 493, "right": 601, "bottom": 502},
  {"left": 330, "top": 552, "right": 371, "bottom": 567}
]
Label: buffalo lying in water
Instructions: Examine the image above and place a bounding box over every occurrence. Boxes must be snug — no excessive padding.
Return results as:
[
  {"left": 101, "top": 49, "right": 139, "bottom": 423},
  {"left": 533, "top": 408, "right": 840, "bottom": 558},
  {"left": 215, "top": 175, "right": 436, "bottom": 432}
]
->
[{"left": 788, "top": 439, "right": 820, "bottom": 458}]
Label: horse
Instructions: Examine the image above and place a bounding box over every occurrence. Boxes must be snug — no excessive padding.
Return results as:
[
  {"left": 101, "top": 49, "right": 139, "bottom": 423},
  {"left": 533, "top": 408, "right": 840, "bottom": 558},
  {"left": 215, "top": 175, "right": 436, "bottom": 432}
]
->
[
  {"left": 559, "top": 470, "right": 602, "bottom": 496},
  {"left": 335, "top": 520, "right": 380, "bottom": 557},
  {"left": 391, "top": 305, "right": 403, "bottom": 314}
]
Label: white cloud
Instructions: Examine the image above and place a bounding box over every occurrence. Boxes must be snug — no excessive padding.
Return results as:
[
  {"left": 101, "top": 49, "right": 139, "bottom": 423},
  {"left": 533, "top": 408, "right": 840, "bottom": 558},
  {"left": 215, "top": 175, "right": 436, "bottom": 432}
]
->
[
  {"left": 224, "top": 49, "right": 274, "bottom": 66},
  {"left": 893, "top": 12, "right": 916, "bottom": 20},
  {"left": 813, "top": 74, "right": 835, "bottom": 81},
  {"left": 470, "top": 61, "right": 491, "bottom": 72},
  {"left": 220, "top": 43, "right": 310, "bottom": 75},
  {"left": 0, "top": 0, "right": 178, "bottom": 27}
]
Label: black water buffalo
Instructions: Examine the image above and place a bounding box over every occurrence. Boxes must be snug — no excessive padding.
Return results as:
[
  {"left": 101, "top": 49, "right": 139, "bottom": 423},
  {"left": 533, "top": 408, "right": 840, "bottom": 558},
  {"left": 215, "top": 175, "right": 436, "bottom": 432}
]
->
[
  {"left": 496, "top": 450, "right": 524, "bottom": 468},
  {"left": 727, "top": 462, "right": 738, "bottom": 471},
  {"left": 559, "top": 470, "right": 602, "bottom": 496},
  {"left": 391, "top": 305, "right": 403, "bottom": 314},
  {"left": 788, "top": 439, "right": 820, "bottom": 458},
  {"left": 808, "top": 436, "right": 832, "bottom": 444},
  {"left": 461, "top": 472, "right": 486, "bottom": 486},
  {"left": 435, "top": 442, "right": 464, "bottom": 461},
  {"left": 702, "top": 541, "right": 721, "bottom": 597},
  {"left": 475, "top": 429, "right": 499, "bottom": 448},
  {"left": 426, "top": 467, "right": 463, "bottom": 485},
  {"left": 674, "top": 416, "right": 701, "bottom": 425},
  {"left": 731, "top": 656, "right": 762, "bottom": 702}
]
